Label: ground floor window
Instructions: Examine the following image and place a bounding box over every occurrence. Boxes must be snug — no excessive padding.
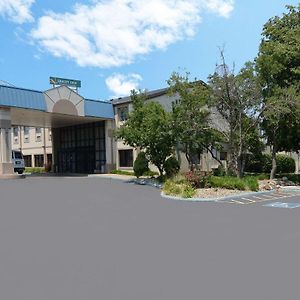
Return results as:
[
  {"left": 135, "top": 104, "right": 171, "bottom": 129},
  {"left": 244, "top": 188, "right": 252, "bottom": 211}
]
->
[
  {"left": 34, "top": 154, "right": 44, "bottom": 167},
  {"left": 220, "top": 151, "right": 227, "bottom": 161},
  {"left": 23, "top": 155, "right": 32, "bottom": 167},
  {"left": 119, "top": 150, "right": 133, "bottom": 167},
  {"left": 47, "top": 154, "right": 52, "bottom": 164}
]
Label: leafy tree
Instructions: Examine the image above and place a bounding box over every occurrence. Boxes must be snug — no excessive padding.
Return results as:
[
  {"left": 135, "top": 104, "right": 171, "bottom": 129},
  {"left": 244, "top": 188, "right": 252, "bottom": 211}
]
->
[
  {"left": 115, "top": 90, "right": 174, "bottom": 177},
  {"left": 256, "top": 5, "right": 300, "bottom": 178},
  {"left": 208, "top": 52, "right": 264, "bottom": 177},
  {"left": 167, "top": 72, "right": 223, "bottom": 171}
]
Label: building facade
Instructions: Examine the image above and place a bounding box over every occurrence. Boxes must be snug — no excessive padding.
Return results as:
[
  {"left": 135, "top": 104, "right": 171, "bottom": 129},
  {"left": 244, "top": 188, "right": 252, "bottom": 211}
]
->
[{"left": 2, "top": 82, "right": 299, "bottom": 175}]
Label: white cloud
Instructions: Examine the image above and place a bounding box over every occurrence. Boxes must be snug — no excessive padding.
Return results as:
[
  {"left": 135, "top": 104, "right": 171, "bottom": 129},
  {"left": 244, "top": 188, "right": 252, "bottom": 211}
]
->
[
  {"left": 204, "top": 0, "right": 234, "bottom": 18},
  {"left": 105, "top": 73, "right": 143, "bottom": 97},
  {"left": 31, "top": 0, "right": 234, "bottom": 68},
  {"left": 0, "top": 0, "right": 34, "bottom": 23}
]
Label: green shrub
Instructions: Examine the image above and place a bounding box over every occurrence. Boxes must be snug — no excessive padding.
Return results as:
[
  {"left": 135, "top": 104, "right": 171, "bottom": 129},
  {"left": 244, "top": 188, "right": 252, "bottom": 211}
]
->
[
  {"left": 25, "top": 167, "right": 45, "bottom": 173},
  {"left": 143, "top": 170, "right": 159, "bottom": 177},
  {"left": 276, "top": 154, "right": 295, "bottom": 173},
  {"left": 276, "top": 173, "right": 300, "bottom": 184},
  {"left": 163, "top": 180, "right": 182, "bottom": 195},
  {"left": 164, "top": 156, "right": 180, "bottom": 178},
  {"left": 212, "top": 165, "right": 226, "bottom": 176},
  {"left": 245, "top": 153, "right": 295, "bottom": 174},
  {"left": 182, "top": 185, "right": 197, "bottom": 198},
  {"left": 110, "top": 169, "right": 134, "bottom": 176},
  {"left": 133, "top": 152, "right": 149, "bottom": 178},
  {"left": 208, "top": 176, "right": 259, "bottom": 191},
  {"left": 244, "top": 176, "right": 259, "bottom": 191},
  {"left": 163, "top": 179, "right": 196, "bottom": 198}
]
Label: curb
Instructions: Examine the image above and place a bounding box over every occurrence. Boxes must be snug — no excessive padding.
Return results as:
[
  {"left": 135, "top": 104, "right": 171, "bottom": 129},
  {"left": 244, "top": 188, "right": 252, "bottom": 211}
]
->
[{"left": 161, "top": 189, "right": 275, "bottom": 202}]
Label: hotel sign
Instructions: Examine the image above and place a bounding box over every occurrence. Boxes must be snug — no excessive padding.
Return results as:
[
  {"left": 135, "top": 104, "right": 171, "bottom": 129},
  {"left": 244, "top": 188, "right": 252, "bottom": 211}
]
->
[{"left": 49, "top": 77, "right": 81, "bottom": 88}]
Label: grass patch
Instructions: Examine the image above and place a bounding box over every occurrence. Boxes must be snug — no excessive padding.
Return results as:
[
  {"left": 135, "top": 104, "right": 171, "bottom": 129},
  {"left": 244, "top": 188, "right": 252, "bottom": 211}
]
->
[
  {"left": 209, "top": 176, "right": 259, "bottom": 191},
  {"left": 25, "top": 167, "right": 45, "bottom": 173},
  {"left": 111, "top": 169, "right": 159, "bottom": 177},
  {"left": 163, "top": 178, "right": 196, "bottom": 199},
  {"left": 110, "top": 169, "right": 134, "bottom": 176}
]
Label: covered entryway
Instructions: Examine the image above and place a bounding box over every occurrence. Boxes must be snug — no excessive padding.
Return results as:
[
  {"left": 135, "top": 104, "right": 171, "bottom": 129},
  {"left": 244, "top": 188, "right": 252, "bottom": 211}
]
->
[{"left": 0, "top": 84, "right": 115, "bottom": 175}]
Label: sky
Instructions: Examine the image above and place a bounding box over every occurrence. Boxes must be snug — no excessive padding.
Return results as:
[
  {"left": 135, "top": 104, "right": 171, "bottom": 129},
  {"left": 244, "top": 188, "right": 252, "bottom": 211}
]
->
[{"left": 0, "top": 0, "right": 298, "bottom": 101}]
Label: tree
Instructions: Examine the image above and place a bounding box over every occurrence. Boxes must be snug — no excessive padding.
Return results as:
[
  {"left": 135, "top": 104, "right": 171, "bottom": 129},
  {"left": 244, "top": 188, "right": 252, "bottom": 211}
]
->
[
  {"left": 256, "top": 5, "right": 300, "bottom": 178},
  {"left": 208, "top": 52, "right": 264, "bottom": 177},
  {"left": 167, "top": 72, "right": 223, "bottom": 171},
  {"left": 115, "top": 90, "right": 174, "bottom": 177},
  {"left": 262, "top": 87, "right": 300, "bottom": 178}
]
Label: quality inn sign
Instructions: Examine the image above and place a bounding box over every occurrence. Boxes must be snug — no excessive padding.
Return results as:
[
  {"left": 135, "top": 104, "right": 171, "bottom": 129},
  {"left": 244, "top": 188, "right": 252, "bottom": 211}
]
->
[{"left": 50, "top": 77, "right": 81, "bottom": 88}]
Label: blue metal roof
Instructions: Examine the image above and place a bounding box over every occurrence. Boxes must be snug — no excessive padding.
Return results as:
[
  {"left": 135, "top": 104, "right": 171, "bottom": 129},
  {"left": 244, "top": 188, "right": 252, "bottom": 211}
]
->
[
  {"left": 0, "top": 85, "right": 46, "bottom": 111},
  {"left": 84, "top": 99, "right": 114, "bottom": 119},
  {"left": 0, "top": 84, "right": 114, "bottom": 119}
]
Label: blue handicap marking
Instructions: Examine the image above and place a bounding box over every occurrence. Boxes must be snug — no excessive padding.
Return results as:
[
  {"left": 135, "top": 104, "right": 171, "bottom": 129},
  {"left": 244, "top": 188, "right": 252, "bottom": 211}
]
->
[{"left": 264, "top": 202, "right": 300, "bottom": 209}]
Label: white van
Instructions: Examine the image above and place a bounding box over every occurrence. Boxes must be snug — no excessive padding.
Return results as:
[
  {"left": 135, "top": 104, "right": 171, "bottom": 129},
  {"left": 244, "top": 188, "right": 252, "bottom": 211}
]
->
[{"left": 12, "top": 150, "right": 25, "bottom": 174}]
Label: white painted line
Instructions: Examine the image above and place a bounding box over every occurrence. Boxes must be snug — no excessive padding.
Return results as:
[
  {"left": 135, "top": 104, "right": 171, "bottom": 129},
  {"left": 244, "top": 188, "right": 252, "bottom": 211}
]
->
[
  {"left": 252, "top": 196, "right": 269, "bottom": 200},
  {"left": 241, "top": 198, "right": 256, "bottom": 204}
]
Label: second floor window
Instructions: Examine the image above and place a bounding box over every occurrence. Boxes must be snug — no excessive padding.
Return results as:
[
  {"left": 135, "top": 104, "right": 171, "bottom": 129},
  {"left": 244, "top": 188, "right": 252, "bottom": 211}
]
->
[
  {"left": 13, "top": 127, "right": 18, "bottom": 137},
  {"left": 118, "top": 106, "right": 128, "bottom": 122},
  {"left": 23, "top": 126, "right": 30, "bottom": 136}
]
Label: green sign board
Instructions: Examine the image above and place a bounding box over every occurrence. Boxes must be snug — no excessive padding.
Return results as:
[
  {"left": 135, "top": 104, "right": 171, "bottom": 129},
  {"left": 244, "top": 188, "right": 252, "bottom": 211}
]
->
[{"left": 49, "top": 77, "right": 81, "bottom": 88}]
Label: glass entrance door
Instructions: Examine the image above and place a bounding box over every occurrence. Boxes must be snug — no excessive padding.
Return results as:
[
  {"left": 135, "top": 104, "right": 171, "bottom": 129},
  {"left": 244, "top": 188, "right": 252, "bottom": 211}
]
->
[{"left": 76, "top": 147, "right": 95, "bottom": 173}]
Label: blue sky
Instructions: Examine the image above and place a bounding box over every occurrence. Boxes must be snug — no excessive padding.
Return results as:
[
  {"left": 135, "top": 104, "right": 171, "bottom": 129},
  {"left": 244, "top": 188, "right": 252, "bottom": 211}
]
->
[{"left": 0, "top": 0, "right": 298, "bottom": 101}]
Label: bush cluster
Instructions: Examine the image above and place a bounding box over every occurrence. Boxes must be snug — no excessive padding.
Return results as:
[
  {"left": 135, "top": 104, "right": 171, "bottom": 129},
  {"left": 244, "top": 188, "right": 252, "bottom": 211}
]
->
[
  {"left": 163, "top": 177, "right": 196, "bottom": 198},
  {"left": 184, "top": 170, "right": 211, "bottom": 188},
  {"left": 164, "top": 156, "right": 180, "bottom": 178},
  {"left": 245, "top": 153, "right": 295, "bottom": 174},
  {"left": 133, "top": 152, "right": 149, "bottom": 178},
  {"left": 184, "top": 170, "right": 259, "bottom": 191},
  {"left": 209, "top": 176, "right": 259, "bottom": 191}
]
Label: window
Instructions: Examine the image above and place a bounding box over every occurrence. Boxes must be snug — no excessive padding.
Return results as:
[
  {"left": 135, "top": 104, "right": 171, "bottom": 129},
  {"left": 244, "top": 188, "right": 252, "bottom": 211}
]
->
[
  {"left": 13, "top": 127, "right": 18, "bottom": 137},
  {"left": 13, "top": 127, "right": 19, "bottom": 144},
  {"left": 23, "top": 126, "right": 30, "bottom": 135},
  {"left": 23, "top": 155, "right": 32, "bottom": 167},
  {"left": 220, "top": 151, "right": 227, "bottom": 161},
  {"left": 35, "top": 128, "right": 42, "bottom": 142},
  {"left": 119, "top": 149, "right": 133, "bottom": 167},
  {"left": 23, "top": 127, "right": 30, "bottom": 142},
  {"left": 34, "top": 154, "right": 44, "bottom": 167},
  {"left": 48, "top": 129, "right": 52, "bottom": 141},
  {"left": 118, "top": 106, "right": 128, "bottom": 122}
]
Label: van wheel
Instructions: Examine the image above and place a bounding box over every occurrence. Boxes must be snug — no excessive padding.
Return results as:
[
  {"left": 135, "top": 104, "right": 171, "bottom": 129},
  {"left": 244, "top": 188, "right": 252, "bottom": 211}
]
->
[{"left": 17, "top": 170, "right": 24, "bottom": 174}]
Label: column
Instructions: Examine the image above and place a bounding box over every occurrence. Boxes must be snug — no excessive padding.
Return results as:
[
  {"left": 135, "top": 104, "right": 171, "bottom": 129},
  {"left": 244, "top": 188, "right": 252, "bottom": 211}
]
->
[
  {"left": 0, "top": 109, "right": 14, "bottom": 175},
  {"left": 105, "top": 120, "right": 116, "bottom": 173}
]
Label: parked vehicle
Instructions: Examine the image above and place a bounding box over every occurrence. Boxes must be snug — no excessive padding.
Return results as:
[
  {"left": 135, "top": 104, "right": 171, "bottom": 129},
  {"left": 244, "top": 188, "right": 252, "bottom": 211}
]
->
[{"left": 12, "top": 150, "right": 25, "bottom": 174}]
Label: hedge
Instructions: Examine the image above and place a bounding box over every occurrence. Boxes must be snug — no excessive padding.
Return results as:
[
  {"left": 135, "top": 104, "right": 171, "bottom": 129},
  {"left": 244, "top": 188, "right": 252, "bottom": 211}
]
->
[{"left": 245, "top": 153, "right": 295, "bottom": 174}]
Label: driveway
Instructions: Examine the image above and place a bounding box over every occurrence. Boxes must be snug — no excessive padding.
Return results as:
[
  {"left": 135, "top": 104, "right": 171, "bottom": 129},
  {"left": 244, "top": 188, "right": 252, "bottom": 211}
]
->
[{"left": 0, "top": 177, "right": 300, "bottom": 300}]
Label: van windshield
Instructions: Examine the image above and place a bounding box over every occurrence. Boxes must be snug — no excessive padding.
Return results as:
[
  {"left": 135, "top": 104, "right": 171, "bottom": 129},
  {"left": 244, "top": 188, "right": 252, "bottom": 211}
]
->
[{"left": 14, "top": 152, "right": 23, "bottom": 159}]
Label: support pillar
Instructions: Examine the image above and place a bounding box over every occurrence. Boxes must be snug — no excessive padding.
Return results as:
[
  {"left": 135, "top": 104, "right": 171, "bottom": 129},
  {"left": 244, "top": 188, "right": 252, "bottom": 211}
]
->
[
  {"left": 105, "top": 120, "right": 116, "bottom": 173},
  {"left": 0, "top": 109, "right": 14, "bottom": 175}
]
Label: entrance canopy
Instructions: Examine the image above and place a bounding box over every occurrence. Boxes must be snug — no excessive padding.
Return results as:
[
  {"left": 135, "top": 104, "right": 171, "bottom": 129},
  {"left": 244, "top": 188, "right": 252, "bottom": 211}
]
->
[{"left": 0, "top": 84, "right": 114, "bottom": 128}]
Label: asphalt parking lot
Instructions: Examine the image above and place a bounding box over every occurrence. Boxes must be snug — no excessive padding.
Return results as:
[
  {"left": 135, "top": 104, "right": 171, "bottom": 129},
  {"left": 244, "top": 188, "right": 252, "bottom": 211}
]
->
[{"left": 1, "top": 177, "right": 300, "bottom": 300}]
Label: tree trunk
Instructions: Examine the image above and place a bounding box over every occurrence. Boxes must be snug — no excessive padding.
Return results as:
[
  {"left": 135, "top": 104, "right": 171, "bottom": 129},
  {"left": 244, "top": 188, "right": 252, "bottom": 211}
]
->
[
  {"left": 270, "top": 145, "right": 277, "bottom": 180},
  {"left": 157, "top": 165, "right": 164, "bottom": 178}
]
